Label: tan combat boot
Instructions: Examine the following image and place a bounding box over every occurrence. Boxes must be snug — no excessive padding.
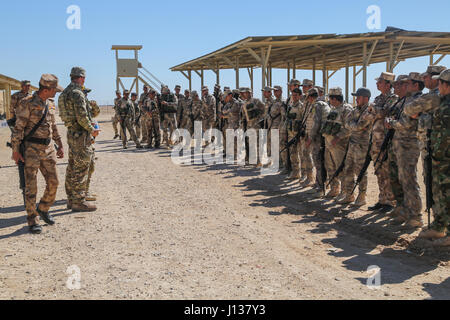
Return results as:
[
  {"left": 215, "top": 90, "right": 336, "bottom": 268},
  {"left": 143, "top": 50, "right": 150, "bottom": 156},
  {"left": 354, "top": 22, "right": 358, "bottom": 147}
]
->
[
  {"left": 85, "top": 192, "right": 97, "bottom": 202},
  {"left": 338, "top": 193, "right": 355, "bottom": 205},
  {"left": 300, "top": 173, "right": 314, "bottom": 188},
  {"left": 352, "top": 192, "right": 367, "bottom": 207},
  {"left": 418, "top": 228, "right": 447, "bottom": 240},
  {"left": 433, "top": 236, "right": 450, "bottom": 247},
  {"left": 325, "top": 186, "right": 339, "bottom": 198},
  {"left": 72, "top": 201, "right": 97, "bottom": 212},
  {"left": 287, "top": 170, "right": 300, "bottom": 180},
  {"left": 404, "top": 216, "right": 423, "bottom": 229}
]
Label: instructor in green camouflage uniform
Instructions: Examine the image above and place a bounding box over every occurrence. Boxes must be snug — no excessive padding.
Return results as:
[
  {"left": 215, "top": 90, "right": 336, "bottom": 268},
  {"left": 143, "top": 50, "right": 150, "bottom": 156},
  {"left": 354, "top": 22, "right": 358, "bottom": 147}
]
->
[{"left": 59, "top": 67, "right": 99, "bottom": 212}]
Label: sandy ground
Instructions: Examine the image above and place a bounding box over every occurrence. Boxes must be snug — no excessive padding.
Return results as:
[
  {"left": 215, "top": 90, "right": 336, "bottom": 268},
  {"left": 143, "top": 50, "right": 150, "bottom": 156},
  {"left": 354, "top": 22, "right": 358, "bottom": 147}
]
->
[{"left": 0, "top": 113, "right": 448, "bottom": 300}]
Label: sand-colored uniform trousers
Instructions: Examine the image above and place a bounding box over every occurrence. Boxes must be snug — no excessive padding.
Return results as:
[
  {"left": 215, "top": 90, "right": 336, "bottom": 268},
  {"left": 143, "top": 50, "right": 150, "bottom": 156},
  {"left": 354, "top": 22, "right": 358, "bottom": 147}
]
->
[
  {"left": 179, "top": 97, "right": 194, "bottom": 135},
  {"left": 341, "top": 104, "right": 375, "bottom": 195},
  {"left": 10, "top": 93, "right": 61, "bottom": 226},
  {"left": 310, "top": 100, "right": 331, "bottom": 187},
  {"left": 160, "top": 94, "right": 178, "bottom": 145},
  {"left": 222, "top": 98, "right": 241, "bottom": 158},
  {"left": 370, "top": 92, "right": 398, "bottom": 206},
  {"left": 430, "top": 94, "right": 450, "bottom": 234},
  {"left": 132, "top": 101, "right": 142, "bottom": 140}
]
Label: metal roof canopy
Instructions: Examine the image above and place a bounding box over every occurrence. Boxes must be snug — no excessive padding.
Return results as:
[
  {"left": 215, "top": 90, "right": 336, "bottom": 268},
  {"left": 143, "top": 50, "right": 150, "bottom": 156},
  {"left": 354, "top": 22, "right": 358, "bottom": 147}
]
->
[{"left": 170, "top": 27, "right": 450, "bottom": 102}]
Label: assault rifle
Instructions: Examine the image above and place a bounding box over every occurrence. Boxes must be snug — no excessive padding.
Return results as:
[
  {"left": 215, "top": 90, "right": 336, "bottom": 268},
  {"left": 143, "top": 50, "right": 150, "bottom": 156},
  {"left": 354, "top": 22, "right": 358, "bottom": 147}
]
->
[{"left": 425, "top": 129, "right": 434, "bottom": 228}]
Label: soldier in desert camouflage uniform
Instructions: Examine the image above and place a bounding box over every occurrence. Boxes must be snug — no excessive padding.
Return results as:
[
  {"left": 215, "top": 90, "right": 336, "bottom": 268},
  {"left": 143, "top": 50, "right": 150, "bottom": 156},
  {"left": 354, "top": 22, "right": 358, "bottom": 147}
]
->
[
  {"left": 142, "top": 88, "right": 161, "bottom": 149},
  {"left": 369, "top": 72, "right": 398, "bottom": 213},
  {"left": 221, "top": 89, "right": 242, "bottom": 159},
  {"left": 9, "top": 80, "right": 32, "bottom": 126},
  {"left": 308, "top": 88, "right": 331, "bottom": 195},
  {"left": 418, "top": 69, "right": 450, "bottom": 246},
  {"left": 131, "top": 93, "right": 141, "bottom": 140},
  {"left": 385, "top": 74, "right": 422, "bottom": 229},
  {"left": 201, "top": 86, "right": 216, "bottom": 147},
  {"left": 284, "top": 88, "right": 304, "bottom": 178},
  {"left": 402, "top": 66, "right": 447, "bottom": 185},
  {"left": 116, "top": 90, "right": 143, "bottom": 150},
  {"left": 298, "top": 81, "right": 315, "bottom": 187},
  {"left": 178, "top": 89, "right": 193, "bottom": 135},
  {"left": 139, "top": 85, "right": 150, "bottom": 144},
  {"left": 11, "top": 74, "right": 65, "bottom": 233},
  {"left": 266, "top": 86, "right": 285, "bottom": 164},
  {"left": 240, "top": 87, "right": 265, "bottom": 166},
  {"left": 339, "top": 88, "right": 375, "bottom": 206},
  {"left": 160, "top": 86, "right": 178, "bottom": 148},
  {"left": 112, "top": 90, "right": 121, "bottom": 139},
  {"left": 321, "top": 87, "right": 353, "bottom": 199}
]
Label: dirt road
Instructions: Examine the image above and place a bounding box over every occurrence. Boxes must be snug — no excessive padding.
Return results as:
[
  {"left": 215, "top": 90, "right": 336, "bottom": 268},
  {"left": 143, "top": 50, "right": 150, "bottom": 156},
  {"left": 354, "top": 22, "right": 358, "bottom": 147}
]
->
[{"left": 0, "top": 115, "right": 448, "bottom": 300}]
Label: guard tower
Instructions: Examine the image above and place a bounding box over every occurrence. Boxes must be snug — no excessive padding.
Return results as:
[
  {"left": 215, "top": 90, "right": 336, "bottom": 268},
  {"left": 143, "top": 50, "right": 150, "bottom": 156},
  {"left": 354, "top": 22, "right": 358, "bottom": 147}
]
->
[{"left": 111, "top": 45, "right": 164, "bottom": 94}]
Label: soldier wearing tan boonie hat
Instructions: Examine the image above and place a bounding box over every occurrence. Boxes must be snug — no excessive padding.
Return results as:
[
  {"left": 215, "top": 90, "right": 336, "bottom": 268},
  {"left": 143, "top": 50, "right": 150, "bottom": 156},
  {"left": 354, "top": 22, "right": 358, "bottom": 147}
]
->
[{"left": 375, "top": 72, "right": 396, "bottom": 84}]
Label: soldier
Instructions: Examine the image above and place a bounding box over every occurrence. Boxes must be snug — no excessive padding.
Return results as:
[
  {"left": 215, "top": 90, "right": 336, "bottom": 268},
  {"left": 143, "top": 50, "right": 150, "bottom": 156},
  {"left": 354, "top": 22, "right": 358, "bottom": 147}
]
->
[
  {"left": 159, "top": 86, "right": 178, "bottom": 148},
  {"left": 339, "top": 88, "right": 375, "bottom": 206},
  {"left": 112, "top": 90, "right": 121, "bottom": 139},
  {"left": 418, "top": 69, "right": 450, "bottom": 246},
  {"left": 321, "top": 87, "right": 353, "bottom": 198},
  {"left": 178, "top": 89, "right": 193, "bottom": 135},
  {"left": 221, "top": 89, "right": 242, "bottom": 159},
  {"left": 201, "top": 86, "right": 216, "bottom": 147},
  {"left": 266, "top": 86, "right": 285, "bottom": 164},
  {"left": 131, "top": 93, "right": 141, "bottom": 140},
  {"left": 139, "top": 85, "right": 150, "bottom": 144},
  {"left": 82, "top": 87, "right": 100, "bottom": 202},
  {"left": 298, "top": 84, "right": 315, "bottom": 187},
  {"left": 385, "top": 75, "right": 422, "bottom": 228},
  {"left": 59, "top": 67, "right": 99, "bottom": 212},
  {"left": 142, "top": 88, "right": 161, "bottom": 149},
  {"left": 11, "top": 74, "right": 65, "bottom": 233},
  {"left": 402, "top": 66, "right": 446, "bottom": 185},
  {"left": 117, "top": 90, "right": 143, "bottom": 149},
  {"left": 368, "top": 72, "right": 398, "bottom": 212},
  {"left": 240, "top": 87, "right": 265, "bottom": 166},
  {"left": 284, "top": 88, "right": 303, "bottom": 178},
  {"left": 213, "top": 84, "right": 224, "bottom": 131},
  {"left": 9, "top": 80, "right": 32, "bottom": 128},
  {"left": 307, "top": 88, "right": 331, "bottom": 194},
  {"left": 300, "top": 79, "right": 314, "bottom": 103},
  {"left": 316, "top": 86, "right": 326, "bottom": 102}
]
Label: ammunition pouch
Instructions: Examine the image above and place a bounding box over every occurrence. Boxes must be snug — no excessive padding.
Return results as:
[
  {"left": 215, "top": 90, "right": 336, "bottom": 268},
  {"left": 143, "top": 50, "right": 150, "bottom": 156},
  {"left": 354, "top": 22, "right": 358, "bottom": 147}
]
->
[
  {"left": 7, "top": 117, "right": 16, "bottom": 128},
  {"left": 321, "top": 121, "right": 342, "bottom": 136},
  {"left": 286, "top": 113, "right": 297, "bottom": 120}
]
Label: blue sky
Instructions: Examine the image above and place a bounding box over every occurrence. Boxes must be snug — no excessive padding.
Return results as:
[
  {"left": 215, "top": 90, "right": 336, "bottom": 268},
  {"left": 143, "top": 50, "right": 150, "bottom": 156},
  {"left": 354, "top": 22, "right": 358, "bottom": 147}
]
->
[{"left": 1, "top": 0, "right": 449, "bottom": 104}]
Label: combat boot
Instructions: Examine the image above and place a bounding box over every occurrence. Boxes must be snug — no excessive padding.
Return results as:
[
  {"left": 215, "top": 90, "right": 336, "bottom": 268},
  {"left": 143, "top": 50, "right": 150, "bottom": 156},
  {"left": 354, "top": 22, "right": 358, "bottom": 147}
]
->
[
  {"left": 29, "top": 224, "right": 42, "bottom": 234},
  {"left": 325, "top": 186, "right": 340, "bottom": 198},
  {"left": 404, "top": 216, "right": 423, "bottom": 229},
  {"left": 388, "top": 206, "right": 402, "bottom": 218},
  {"left": 417, "top": 228, "right": 447, "bottom": 240},
  {"left": 352, "top": 192, "right": 367, "bottom": 207},
  {"left": 300, "top": 173, "right": 314, "bottom": 188},
  {"left": 36, "top": 204, "right": 55, "bottom": 226},
  {"left": 113, "top": 134, "right": 119, "bottom": 140},
  {"left": 287, "top": 171, "right": 300, "bottom": 180},
  {"left": 85, "top": 193, "right": 97, "bottom": 201},
  {"left": 432, "top": 236, "right": 450, "bottom": 247},
  {"left": 67, "top": 200, "right": 72, "bottom": 210},
  {"left": 338, "top": 193, "right": 355, "bottom": 205},
  {"left": 368, "top": 202, "right": 383, "bottom": 211},
  {"left": 72, "top": 201, "right": 97, "bottom": 212}
]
